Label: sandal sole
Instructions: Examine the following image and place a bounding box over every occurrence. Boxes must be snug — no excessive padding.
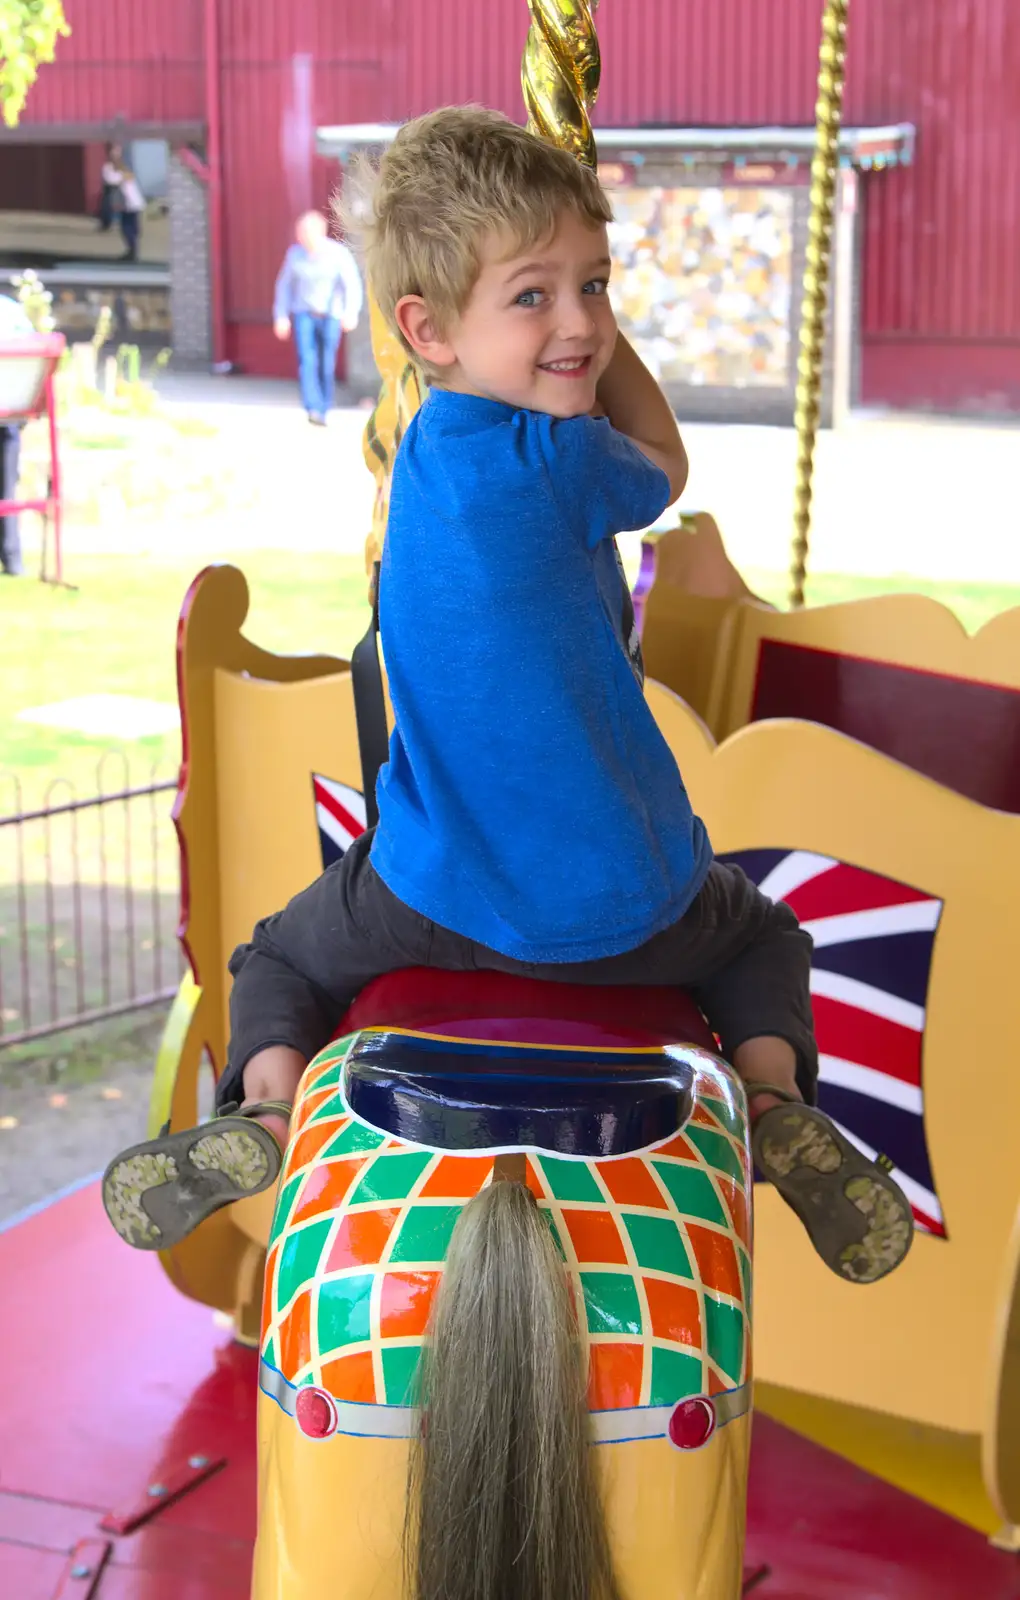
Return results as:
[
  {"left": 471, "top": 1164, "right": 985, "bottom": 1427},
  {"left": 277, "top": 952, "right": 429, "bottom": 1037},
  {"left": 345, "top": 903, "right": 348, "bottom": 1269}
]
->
[
  {"left": 753, "top": 1104, "right": 914, "bottom": 1284},
  {"left": 102, "top": 1120, "right": 282, "bottom": 1251}
]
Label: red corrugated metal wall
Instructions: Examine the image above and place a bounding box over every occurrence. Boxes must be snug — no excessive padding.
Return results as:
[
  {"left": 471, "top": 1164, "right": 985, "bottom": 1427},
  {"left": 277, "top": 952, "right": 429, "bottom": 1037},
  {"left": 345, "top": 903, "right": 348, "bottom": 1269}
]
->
[
  {"left": 849, "top": 0, "right": 1020, "bottom": 410},
  {"left": 14, "top": 0, "right": 1020, "bottom": 409},
  {"left": 19, "top": 2, "right": 204, "bottom": 124},
  {"left": 383, "top": 0, "right": 825, "bottom": 127},
  {"left": 217, "top": 0, "right": 389, "bottom": 371}
]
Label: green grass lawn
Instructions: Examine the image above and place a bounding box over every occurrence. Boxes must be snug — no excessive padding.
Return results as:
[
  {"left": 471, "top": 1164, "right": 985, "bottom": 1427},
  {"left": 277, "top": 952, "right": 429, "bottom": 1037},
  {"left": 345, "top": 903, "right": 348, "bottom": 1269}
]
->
[
  {"left": 0, "top": 551, "right": 373, "bottom": 812},
  {"left": 745, "top": 569, "right": 1020, "bottom": 631},
  {"left": 3, "top": 548, "right": 1020, "bottom": 817}
]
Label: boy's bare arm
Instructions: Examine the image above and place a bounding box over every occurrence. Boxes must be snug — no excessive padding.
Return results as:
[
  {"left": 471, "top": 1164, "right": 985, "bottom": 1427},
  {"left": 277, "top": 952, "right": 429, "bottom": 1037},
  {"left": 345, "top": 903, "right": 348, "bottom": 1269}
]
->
[
  {"left": 596, "top": 333, "right": 688, "bottom": 503},
  {"left": 241, "top": 1042, "right": 308, "bottom": 1105},
  {"left": 226, "top": 940, "right": 337, "bottom": 1094}
]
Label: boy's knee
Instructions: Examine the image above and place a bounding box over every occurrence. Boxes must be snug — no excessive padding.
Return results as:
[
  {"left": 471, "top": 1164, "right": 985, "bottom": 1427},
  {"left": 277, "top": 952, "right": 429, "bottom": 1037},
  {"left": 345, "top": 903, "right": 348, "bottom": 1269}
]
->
[{"left": 763, "top": 901, "right": 814, "bottom": 969}]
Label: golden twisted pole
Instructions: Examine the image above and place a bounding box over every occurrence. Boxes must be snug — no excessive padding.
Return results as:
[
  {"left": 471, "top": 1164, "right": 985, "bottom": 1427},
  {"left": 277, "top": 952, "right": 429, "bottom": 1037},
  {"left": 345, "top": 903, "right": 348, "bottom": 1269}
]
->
[
  {"left": 788, "top": 0, "right": 849, "bottom": 610},
  {"left": 361, "top": 301, "right": 423, "bottom": 588},
  {"left": 522, "top": 0, "right": 601, "bottom": 168}
]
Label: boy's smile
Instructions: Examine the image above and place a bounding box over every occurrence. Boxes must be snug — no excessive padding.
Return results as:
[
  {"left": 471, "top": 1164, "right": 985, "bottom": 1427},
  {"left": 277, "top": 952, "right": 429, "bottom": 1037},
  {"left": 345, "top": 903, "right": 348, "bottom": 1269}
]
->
[
  {"left": 537, "top": 354, "right": 594, "bottom": 378},
  {"left": 396, "top": 211, "right": 619, "bottom": 417}
]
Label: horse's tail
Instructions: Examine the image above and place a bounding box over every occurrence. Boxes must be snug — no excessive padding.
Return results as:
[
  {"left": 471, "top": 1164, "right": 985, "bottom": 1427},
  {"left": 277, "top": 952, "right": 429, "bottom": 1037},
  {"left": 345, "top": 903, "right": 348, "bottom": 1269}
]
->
[{"left": 405, "top": 1177, "right": 619, "bottom": 1600}]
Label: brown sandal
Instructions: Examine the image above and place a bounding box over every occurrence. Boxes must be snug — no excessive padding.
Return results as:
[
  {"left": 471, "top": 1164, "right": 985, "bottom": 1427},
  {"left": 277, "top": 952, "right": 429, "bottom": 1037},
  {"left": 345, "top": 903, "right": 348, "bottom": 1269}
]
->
[
  {"left": 102, "top": 1100, "right": 292, "bottom": 1252},
  {"left": 746, "top": 1085, "right": 914, "bottom": 1285}
]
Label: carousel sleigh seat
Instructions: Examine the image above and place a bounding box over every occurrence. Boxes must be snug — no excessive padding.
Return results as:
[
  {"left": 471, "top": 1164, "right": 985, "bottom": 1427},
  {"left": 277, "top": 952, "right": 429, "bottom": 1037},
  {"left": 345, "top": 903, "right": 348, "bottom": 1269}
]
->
[
  {"left": 155, "top": 564, "right": 1020, "bottom": 1554},
  {"left": 642, "top": 515, "right": 1020, "bottom": 818}
]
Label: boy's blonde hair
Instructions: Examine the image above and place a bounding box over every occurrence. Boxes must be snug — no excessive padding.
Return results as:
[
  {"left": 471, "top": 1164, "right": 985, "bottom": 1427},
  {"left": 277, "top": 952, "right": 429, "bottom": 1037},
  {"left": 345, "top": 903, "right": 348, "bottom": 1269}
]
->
[{"left": 343, "top": 106, "right": 612, "bottom": 355}]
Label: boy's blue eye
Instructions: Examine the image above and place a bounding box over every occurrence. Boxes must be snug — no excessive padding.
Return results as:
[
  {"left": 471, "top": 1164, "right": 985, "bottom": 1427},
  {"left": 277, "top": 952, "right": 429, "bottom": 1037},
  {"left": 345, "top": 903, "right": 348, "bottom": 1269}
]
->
[
  {"left": 515, "top": 289, "right": 543, "bottom": 308},
  {"left": 583, "top": 277, "right": 609, "bottom": 296}
]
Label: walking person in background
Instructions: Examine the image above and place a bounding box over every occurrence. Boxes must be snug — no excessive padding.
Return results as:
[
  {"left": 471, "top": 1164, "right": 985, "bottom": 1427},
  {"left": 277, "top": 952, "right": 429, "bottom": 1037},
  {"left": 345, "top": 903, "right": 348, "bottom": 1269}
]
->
[
  {"left": 0, "top": 292, "right": 36, "bottom": 578},
  {"left": 273, "top": 210, "right": 364, "bottom": 425}
]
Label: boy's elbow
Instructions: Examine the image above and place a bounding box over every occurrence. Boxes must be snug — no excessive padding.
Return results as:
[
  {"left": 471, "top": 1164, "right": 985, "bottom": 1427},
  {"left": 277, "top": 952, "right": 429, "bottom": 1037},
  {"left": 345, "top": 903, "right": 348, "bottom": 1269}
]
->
[{"left": 664, "top": 439, "right": 689, "bottom": 505}]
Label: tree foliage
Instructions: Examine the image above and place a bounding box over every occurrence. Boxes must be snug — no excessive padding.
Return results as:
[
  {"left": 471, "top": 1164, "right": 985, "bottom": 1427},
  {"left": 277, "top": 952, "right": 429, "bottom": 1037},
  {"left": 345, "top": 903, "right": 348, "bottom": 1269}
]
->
[{"left": 0, "top": 0, "right": 69, "bottom": 127}]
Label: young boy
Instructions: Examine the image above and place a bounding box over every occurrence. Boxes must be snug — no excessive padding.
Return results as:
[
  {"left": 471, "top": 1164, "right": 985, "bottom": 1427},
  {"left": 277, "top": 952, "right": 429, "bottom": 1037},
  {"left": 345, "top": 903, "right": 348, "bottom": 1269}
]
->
[{"left": 104, "top": 108, "right": 912, "bottom": 1285}]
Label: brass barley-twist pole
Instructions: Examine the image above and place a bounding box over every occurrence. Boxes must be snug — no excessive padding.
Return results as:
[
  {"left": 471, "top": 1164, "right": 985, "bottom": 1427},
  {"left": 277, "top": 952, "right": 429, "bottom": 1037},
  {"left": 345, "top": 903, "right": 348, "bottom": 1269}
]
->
[
  {"left": 789, "top": 0, "right": 849, "bottom": 610},
  {"left": 361, "top": 298, "right": 423, "bottom": 586},
  {"left": 522, "top": 0, "right": 602, "bottom": 168}
]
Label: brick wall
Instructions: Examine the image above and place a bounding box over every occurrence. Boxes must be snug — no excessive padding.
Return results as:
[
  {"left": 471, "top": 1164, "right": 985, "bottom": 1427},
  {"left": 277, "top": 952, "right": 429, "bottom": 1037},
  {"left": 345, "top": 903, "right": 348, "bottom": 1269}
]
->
[{"left": 168, "top": 154, "right": 211, "bottom": 365}]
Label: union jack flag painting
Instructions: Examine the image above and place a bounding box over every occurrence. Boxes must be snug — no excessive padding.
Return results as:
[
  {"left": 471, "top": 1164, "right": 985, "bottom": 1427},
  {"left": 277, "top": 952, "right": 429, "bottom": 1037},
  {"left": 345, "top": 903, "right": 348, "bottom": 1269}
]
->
[
  {"left": 312, "top": 774, "right": 366, "bottom": 868},
  {"left": 309, "top": 780, "right": 947, "bottom": 1238},
  {"left": 719, "top": 849, "right": 946, "bottom": 1239}
]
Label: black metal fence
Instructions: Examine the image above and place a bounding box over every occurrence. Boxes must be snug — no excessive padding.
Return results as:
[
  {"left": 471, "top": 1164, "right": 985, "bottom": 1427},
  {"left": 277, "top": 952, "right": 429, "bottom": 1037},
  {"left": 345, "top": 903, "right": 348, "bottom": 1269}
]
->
[{"left": 0, "top": 755, "right": 184, "bottom": 1049}]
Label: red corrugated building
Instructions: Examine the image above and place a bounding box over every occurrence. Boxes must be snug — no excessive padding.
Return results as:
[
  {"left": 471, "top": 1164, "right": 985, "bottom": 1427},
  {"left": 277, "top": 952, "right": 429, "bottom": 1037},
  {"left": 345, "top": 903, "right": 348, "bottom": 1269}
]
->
[{"left": 2, "top": 0, "right": 1017, "bottom": 415}]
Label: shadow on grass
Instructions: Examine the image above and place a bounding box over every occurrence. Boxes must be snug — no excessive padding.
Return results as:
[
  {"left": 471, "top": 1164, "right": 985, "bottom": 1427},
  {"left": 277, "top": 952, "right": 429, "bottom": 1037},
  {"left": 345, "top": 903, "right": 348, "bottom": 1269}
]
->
[
  {"left": 0, "top": 1002, "right": 172, "bottom": 1090},
  {"left": 0, "top": 882, "right": 184, "bottom": 1059}
]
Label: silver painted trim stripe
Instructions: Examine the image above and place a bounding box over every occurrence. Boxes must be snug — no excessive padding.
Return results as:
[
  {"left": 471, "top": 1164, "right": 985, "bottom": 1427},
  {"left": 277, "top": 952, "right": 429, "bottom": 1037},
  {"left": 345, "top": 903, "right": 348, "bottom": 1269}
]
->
[
  {"left": 260, "top": 1358, "right": 416, "bottom": 1438},
  {"left": 713, "top": 1383, "right": 752, "bottom": 1430},
  {"left": 260, "top": 1358, "right": 750, "bottom": 1447},
  {"left": 590, "top": 1382, "right": 750, "bottom": 1444}
]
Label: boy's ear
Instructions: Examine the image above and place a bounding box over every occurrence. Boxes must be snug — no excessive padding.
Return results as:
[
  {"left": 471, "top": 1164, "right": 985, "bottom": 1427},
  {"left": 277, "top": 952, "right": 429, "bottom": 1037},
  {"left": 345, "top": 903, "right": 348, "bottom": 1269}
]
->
[{"left": 394, "top": 295, "right": 456, "bottom": 369}]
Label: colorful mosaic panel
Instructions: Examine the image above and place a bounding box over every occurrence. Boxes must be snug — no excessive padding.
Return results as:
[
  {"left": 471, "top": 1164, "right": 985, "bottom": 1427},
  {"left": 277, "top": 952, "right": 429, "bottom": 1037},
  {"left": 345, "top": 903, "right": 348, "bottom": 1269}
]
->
[
  {"left": 607, "top": 184, "right": 793, "bottom": 390},
  {"left": 262, "top": 1037, "right": 751, "bottom": 1416}
]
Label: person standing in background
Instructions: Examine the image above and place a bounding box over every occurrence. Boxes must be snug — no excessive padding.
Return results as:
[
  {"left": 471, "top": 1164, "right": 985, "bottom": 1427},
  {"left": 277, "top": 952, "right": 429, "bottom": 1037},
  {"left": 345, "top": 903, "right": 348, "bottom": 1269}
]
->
[
  {"left": 116, "top": 166, "right": 146, "bottom": 262},
  {"left": 273, "top": 211, "right": 364, "bottom": 425},
  {"left": 98, "top": 143, "right": 123, "bottom": 232},
  {"left": 0, "top": 292, "right": 36, "bottom": 577},
  {"left": 99, "top": 147, "right": 145, "bottom": 260}
]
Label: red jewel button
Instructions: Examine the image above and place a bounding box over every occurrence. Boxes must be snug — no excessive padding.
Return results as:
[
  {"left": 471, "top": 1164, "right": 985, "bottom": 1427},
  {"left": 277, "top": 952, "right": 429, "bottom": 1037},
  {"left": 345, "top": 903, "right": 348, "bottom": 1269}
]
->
[
  {"left": 295, "top": 1386, "right": 338, "bottom": 1440},
  {"left": 668, "top": 1396, "right": 716, "bottom": 1451}
]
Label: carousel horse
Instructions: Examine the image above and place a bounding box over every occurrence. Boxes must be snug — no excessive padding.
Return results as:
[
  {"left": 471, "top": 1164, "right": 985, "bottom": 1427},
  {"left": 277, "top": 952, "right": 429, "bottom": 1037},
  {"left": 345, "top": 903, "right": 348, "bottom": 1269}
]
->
[{"left": 253, "top": 969, "right": 752, "bottom": 1600}]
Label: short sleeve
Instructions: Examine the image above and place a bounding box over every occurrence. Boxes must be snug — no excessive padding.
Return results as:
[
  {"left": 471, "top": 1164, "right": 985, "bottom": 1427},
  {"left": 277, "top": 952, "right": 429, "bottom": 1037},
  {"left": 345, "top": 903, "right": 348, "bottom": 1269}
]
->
[{"left": 540, "top": 414, "right": 671, "bottom": 550}]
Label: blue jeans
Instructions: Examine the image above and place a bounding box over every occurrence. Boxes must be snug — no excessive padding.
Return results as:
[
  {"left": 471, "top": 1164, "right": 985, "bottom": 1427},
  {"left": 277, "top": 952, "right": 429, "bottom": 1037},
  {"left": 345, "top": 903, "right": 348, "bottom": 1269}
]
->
[
  {"left": 120, "top": 210, "right": 141, "bottom": 261},
  {"left": 292, "top": 312, "right": 342, "bottom": 416}
]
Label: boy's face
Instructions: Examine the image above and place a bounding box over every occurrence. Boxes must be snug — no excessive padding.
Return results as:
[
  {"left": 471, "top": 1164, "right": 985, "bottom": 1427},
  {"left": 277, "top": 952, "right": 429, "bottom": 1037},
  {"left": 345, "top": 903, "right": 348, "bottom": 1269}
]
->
[{"left": 398, "top": 211, "right": 618, "bottom": 417}]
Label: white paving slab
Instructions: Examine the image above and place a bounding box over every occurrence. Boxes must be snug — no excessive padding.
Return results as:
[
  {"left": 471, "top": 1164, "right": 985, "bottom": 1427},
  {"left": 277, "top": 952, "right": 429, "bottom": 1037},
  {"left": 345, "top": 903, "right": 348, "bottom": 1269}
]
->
[
  {"left": 16, "top": 695, "right": 180, "bottom": 741},
  {"left": 23, "top": 372, "right": 1020, "bottom": 582}
]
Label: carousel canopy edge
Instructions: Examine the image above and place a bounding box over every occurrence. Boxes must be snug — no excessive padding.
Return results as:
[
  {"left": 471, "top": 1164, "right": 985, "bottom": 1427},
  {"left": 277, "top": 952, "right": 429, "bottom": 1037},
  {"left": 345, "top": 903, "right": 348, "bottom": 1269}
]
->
[{"left": 315, "top": 121, "right": 916, "bottom": 171}]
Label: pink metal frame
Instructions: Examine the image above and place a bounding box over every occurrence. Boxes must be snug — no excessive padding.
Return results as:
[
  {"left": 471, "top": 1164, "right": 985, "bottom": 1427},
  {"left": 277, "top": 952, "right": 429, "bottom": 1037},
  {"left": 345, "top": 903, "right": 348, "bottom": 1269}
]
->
[{"left": 0, "top": 334, "right": 66, "bottom": 584}]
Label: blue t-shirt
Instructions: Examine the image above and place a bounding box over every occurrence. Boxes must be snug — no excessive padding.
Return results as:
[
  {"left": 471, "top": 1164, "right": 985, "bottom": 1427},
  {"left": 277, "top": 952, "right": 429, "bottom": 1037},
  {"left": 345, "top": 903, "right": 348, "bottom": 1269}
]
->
[{"left": 371, "top": 388, "right": 712, "bottom": 962}]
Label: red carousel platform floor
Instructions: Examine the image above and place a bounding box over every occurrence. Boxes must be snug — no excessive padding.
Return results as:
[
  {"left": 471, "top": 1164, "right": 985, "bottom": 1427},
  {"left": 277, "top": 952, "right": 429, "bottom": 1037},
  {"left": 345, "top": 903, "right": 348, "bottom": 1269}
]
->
[{"left": 1, "top": 1183, "right": 1018, "bottom": 1599}]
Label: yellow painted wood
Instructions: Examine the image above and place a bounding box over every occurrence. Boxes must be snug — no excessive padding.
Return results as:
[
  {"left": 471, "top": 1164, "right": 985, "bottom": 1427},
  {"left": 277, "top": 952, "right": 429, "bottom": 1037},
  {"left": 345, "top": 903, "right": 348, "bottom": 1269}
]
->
[
  {"left": 147, "top": 970, "right": 202, "bottom": 1142},
  {"left": 646, "top": 681, "right": 1020, "bottom": 1530}
]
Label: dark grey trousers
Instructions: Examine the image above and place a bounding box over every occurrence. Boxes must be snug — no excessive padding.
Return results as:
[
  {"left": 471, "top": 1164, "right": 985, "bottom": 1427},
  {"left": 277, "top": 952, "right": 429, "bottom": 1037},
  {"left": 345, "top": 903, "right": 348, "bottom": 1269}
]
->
[{"left": 218, "top": 829, "right": 817, "bottom": 1110}]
